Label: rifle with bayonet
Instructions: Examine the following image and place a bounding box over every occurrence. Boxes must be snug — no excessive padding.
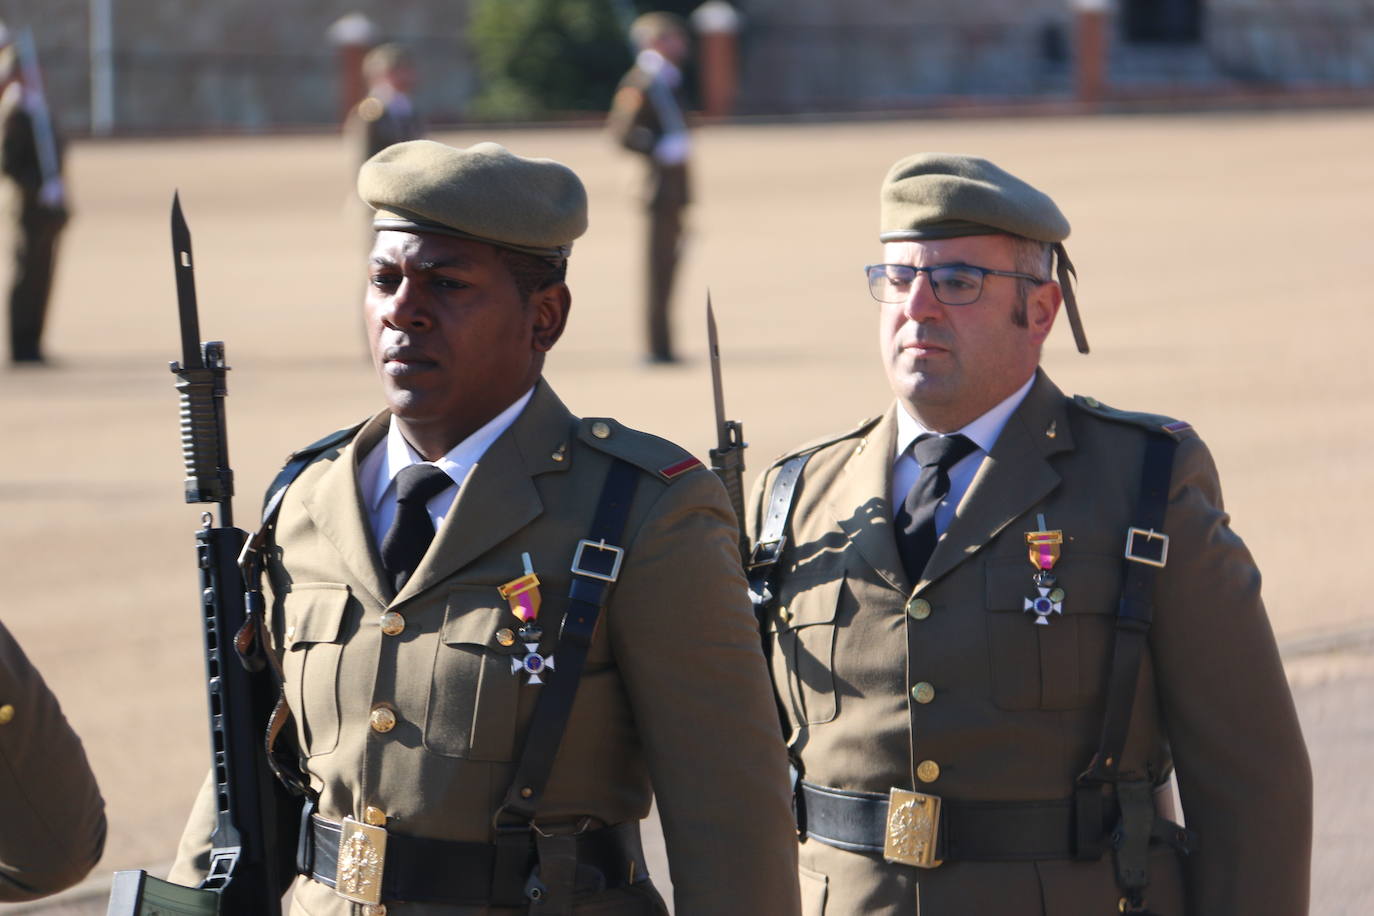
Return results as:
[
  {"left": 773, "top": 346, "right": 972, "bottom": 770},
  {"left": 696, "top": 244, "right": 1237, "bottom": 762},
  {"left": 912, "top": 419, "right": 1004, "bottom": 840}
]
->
[
  {"left": 108, "top": 195, "right": 293, "bottom": 916},
  {"left": 706, "top": 294, "right": 749, "bottom": 562}
]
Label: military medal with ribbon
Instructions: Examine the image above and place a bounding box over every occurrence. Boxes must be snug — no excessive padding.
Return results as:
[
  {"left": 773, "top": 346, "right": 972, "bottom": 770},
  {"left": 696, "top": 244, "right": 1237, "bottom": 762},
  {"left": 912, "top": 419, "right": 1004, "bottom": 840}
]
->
[
  {"left": 498, "top": 553, "right": 554, "bottom": 684},
  {"left": 1024, "top": 517, "right": 1066, "bottom": 626}
]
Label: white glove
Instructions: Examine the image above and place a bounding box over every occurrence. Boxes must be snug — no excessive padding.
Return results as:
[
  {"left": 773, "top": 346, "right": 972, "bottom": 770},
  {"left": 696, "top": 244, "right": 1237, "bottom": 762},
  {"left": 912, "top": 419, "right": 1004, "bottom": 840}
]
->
[
  {"left": 652, "top": 132, "right": 690, "bottom": 166},
  {"left": 38, "top": 177, "right": 65, "bottom": 209}
]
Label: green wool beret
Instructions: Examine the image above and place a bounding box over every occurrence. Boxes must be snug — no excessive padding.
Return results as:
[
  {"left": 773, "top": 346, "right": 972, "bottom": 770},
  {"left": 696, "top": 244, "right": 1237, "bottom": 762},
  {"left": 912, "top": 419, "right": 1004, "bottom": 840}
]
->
[
  {"left": 358, "top": 140, "right": 589, "bottom": 261},
  {"left": 879, "top": 153, "right": 1070, "bottom": 244}
]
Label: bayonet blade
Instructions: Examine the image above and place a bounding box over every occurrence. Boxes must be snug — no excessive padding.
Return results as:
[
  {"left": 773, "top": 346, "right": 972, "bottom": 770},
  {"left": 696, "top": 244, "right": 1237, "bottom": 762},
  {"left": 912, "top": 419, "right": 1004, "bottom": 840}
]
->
[
  {"left": 707, "top": 292, "right": 728, "bottom": 449},
  {"left": 171, "top": 192, "right": 203, "bottom": 368}
]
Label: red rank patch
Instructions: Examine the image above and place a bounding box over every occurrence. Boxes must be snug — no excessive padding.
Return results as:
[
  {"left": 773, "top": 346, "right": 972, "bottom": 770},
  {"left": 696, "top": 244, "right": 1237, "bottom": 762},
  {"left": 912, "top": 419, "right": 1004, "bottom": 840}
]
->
[{"left": 659, "top": 457, "right": 703, "bottom": 480}]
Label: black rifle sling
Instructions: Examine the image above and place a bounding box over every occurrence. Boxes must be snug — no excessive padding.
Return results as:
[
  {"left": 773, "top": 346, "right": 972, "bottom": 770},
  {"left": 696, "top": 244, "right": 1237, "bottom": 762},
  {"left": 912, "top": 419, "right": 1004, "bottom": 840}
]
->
[
  {"left": 747, "top": 453, "right": 811, "bottom": 613},
  {"left": 491, "top": 457, "right": 641, "bottom": 908},
  {"left": 1073, "top": 431, "right": 1187, "bottom": 910}
]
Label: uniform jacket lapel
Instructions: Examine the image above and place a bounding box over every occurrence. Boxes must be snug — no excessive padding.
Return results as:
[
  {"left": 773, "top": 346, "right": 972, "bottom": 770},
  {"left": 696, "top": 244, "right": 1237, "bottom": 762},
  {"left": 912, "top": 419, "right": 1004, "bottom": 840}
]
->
[
  {"left": 915, "top": 371, "right": 1074, "bottom": 593},
  {"left": 397, "top": 381, "right": 574, "bottom": 602},
  {"left": 828, "top": 407, "right": 908, "bottom": 593},
  {"left": 298, "top": 411, "right": 393, "bottom": 609}
]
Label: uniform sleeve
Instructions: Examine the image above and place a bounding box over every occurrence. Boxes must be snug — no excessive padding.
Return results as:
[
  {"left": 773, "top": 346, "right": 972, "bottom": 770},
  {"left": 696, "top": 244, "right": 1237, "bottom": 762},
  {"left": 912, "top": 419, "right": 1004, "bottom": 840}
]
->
[
  {"left": 608, "top": 470, "right": 801, "bottom": 916},
  {"left": 605, "top": 79, "right": 659, "bottom": 157},
  {"left": 0, "top": 622, "right": 107, "bottom": 901},
  {"left": 166, "top": 770, "right": 217, "bottom": 886},
  {"left": 1149, "top": 435, "right": 1312, "bottom": 914}
]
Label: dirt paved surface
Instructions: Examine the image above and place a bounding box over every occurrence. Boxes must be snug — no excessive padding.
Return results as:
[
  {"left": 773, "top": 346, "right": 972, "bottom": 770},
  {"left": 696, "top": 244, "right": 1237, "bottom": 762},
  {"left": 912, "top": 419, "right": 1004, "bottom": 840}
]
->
[{"left": 3, "top": 110, "right": 1371, "bottom": 911}]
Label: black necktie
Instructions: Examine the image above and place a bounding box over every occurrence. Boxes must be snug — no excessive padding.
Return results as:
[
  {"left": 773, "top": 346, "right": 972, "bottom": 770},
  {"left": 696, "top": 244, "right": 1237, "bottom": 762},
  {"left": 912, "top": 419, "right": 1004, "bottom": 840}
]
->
[
  {"left": 895, "top": 434, "right": 978, "bottom": 584},
  {"left": 380, "top": 463, "right": 453, "bottom": 592}
]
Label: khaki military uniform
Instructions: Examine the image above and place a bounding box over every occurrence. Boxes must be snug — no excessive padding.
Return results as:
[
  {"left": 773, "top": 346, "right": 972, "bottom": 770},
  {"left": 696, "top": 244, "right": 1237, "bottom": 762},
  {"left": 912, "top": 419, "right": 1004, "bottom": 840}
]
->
[
  {"left": 749, "top": 371, "right": 1311, "bottom": 915},
  {"left": 173, "top": 381, "right": 800, "bottom": 915},
  {"left": 606, "top": 67, "right": 689, "bottom": 362},
  {"left": 0, "top": 620, "right": 106, "bottom": 901},
  {"left": 0, "top": 82, "right": 66, "bottom": 363}
]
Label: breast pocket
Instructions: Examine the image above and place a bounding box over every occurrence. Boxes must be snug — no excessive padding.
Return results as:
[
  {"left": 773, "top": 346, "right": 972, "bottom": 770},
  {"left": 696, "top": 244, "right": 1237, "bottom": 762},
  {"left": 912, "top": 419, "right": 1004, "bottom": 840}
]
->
[
  {"left": 281, "top": 582, "right": 350, "bottom": 756},
  {"left": 769, "top": 577, "right": 843, "bottom": 726},
  {"left": 984, "top": 554, "right": 1122, "bottom": 711},
  {"left": 424, "top": 587, "right": 524, "bottom": 761}
]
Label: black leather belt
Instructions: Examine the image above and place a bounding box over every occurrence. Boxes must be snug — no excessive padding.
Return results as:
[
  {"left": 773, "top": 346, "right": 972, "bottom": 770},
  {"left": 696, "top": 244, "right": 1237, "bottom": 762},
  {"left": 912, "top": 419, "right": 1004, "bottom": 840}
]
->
[
  {"left": 308, "top": 816, "right": 648, "bottom": 905},
  {"left": 800, "top": 782, "right": 1194, "bottom": 863}
]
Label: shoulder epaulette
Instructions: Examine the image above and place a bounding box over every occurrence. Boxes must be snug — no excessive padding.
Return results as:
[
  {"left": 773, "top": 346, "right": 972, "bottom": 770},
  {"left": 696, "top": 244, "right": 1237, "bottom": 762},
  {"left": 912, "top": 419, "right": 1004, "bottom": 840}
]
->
[
  {"left": 576, "top": 417, "right": 704, "bottom": 483},
  {"left": 764, "top": 414, "right": 883, "bottom": 470},
  {"left": 1070, "top": 395, "right": 1196, "bottom": 440},
  {"left": 284, "top": 421, "right": 366, "bottom": 464}
]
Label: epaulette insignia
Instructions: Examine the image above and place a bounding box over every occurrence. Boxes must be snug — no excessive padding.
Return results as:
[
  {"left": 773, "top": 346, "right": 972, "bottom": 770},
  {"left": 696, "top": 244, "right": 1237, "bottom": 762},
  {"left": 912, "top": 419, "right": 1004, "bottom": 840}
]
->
[
  {"left": 1162, "top": 420, "right": 1192, "bottom": 434},
  {"left": 659, "top": 457, "right": 702, "bottom": 480}
]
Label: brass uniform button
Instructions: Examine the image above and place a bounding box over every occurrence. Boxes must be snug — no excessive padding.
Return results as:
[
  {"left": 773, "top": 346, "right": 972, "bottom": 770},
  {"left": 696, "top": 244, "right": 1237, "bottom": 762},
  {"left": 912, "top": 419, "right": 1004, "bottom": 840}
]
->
[
  {"left": 911, "top": 682, "right": 935, "bottom": 704},
  {"left": 379, "top": 612, "right": 405, "bottom": 636},
  {"left": 495, "top": 628, "right": 517, "bottom": 647},
  {"left": 369, "top": 706, "right": 397, "bottom": 734},
  {"left": 906, "top": 597, "right": 931, "bottom": 620},
  {"left": 0, "top": 704, "right": 13, "bottom": 725},
  {"left": 1084, "top": 396, "right": 1101, "bottom": 408},
  {"left": 591, "top": 421, "right": 612, "bottom": 439},
  {"left": 284, "top": 625, "right": 296, "bottom": 646},
  {"left": 363, "top": 806, "right": 387, "bottom": 827},
  {"left": 363, "top": 905, "right": 387, "bottom": 916},
  {"left": 916, "top": 760, "right": 941, "bottom": 783},
  {"left": 1049, "top": 587, "right": 1066, "bottom": 603},
  {"left": 551, "top": 443, "right": 567, "bottom": 462},
  {"left": 777, "top": 606, "right": 790, "bottom": 626}
]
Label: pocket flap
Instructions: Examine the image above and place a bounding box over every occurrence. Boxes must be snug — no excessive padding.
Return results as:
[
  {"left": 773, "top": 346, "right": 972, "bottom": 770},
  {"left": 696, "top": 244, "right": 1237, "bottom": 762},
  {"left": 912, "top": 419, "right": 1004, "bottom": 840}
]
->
[
  {"left": 283, "top": 582, "right": 350, "bottom": 645},
  {"left": 985, "top": 554, "right": 1121, "bottom": 615},
  {"left": 775, "top": 577, "right": 843, "bottom": 629},
  {"left": 441, "top": 586, "right": 519, "bottom": 650}
]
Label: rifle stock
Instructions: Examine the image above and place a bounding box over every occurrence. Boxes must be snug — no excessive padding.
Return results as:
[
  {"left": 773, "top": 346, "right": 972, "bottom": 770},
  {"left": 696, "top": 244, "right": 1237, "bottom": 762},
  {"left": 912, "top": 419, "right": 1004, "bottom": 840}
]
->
[{"left": 108, "top": 196, "right": 290, "bottom": 915}]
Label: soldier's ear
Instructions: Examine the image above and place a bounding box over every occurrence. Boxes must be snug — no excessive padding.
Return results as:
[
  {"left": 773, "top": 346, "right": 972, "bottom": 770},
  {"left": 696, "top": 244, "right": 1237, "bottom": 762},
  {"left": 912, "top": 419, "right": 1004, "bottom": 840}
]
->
[
  {"left": 530, "top": 282, "right": 571, "bottom": 353},
  {"left": 1026, "top": 280, "right": 1062, "bottom": 342}
]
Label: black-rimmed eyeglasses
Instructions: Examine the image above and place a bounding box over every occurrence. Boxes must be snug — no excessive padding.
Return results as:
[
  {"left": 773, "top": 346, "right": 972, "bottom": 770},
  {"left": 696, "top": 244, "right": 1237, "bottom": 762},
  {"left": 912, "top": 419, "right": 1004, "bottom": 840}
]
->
[{"left": 864, "top": 263, "right": 1046, "bottom": 306}]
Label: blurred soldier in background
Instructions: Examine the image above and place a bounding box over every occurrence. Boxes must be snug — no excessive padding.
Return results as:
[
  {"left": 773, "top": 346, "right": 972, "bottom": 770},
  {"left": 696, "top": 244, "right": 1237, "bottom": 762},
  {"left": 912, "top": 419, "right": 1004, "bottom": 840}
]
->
[
  {"left": 0, "top": 22, "right": 67, "bottom": 366},
  {"left": 0, "top": 619, "right": 107, "bottom": 901},
  {"left": 607, "top": 12, "right": 691, "bottom": 364},
  {"left": 345, "top": 42, "right": 425, "bottom": 167}
]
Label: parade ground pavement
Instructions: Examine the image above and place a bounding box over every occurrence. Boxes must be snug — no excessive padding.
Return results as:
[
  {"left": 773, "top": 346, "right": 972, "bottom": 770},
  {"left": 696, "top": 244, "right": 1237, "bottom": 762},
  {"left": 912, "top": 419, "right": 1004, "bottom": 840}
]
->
[{"left": 3, "top": 109, "right": 1372, "bottom": 912}]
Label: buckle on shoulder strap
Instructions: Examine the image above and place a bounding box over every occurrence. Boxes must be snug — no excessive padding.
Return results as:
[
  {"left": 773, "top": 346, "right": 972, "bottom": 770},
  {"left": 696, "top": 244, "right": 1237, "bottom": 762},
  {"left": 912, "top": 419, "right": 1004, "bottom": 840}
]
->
[
  {"left": 748, "top": 536, "right": 787, "bottom": 570},
  {"left": 1124, "top": 527, "right": 1169, "bottom": 568},
  {"left": 570, "top": 538, "right": 625, "bottom": 583},
  {"left": 883, "top": 788, "right": 943, "bottom": 869}
]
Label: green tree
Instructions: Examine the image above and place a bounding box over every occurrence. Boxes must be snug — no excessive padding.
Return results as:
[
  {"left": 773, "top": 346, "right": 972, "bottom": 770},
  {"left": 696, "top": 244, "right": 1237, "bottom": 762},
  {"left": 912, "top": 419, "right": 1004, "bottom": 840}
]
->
[{"left": 469, "top": 0, "right": 702, "bottom": 118}]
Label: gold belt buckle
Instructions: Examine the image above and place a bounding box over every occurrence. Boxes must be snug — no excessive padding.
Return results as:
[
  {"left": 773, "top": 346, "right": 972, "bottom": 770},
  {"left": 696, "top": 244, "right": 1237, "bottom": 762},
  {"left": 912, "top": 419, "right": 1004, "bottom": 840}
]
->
[
  {"left": 883, "top": 788, "right": 943, "bottom": 868},
  {"left": 335, "top": 816, "right": 387, "bottom": 905}
]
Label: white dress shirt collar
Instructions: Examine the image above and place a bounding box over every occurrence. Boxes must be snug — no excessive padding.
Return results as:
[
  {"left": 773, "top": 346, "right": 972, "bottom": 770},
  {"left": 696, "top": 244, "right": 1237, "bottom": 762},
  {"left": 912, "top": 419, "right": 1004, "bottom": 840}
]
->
[
  {"left": 895, "top": 373, "right": 1037, "bottom": 461},
  {"left": 359, "top": 388, "right": 536, "bottom": 555}
]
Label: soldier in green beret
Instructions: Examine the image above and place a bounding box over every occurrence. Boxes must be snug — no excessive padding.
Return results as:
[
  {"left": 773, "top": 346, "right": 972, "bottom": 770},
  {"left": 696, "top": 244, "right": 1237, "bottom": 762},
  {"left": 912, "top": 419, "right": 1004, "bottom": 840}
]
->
[
  {"left": 748, "top": 153, "right": 1311, "bottom": 915},
  {"left": 169, "top": 139, "right": 800, "bottom": 915}
]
